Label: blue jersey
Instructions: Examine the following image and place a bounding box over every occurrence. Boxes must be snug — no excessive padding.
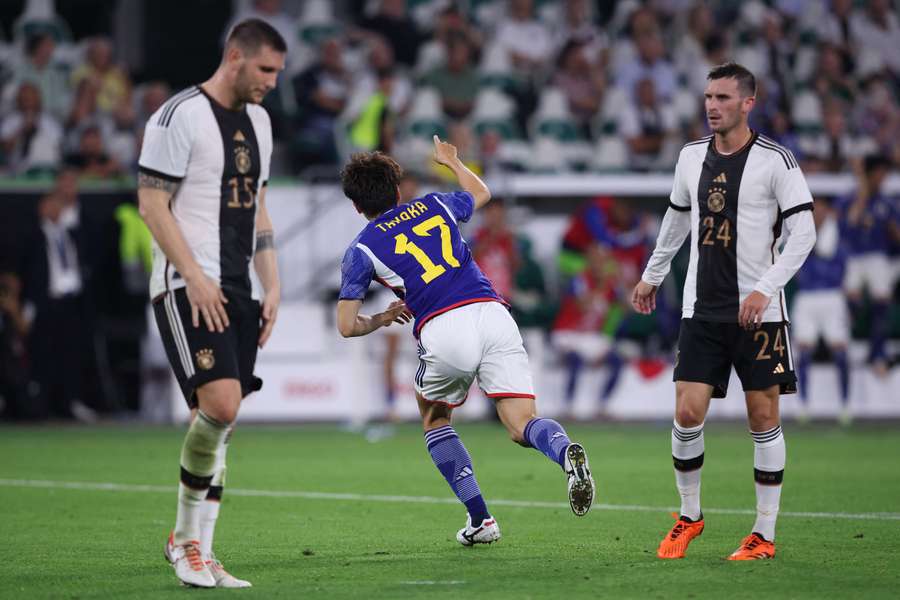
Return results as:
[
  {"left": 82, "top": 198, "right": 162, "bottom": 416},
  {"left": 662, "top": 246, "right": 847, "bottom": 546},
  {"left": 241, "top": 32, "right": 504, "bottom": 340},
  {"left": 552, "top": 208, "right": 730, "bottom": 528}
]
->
[
  {"left": 834, "top": 193, "right": 898, "bottom": 255},
  {"left": 796, "top": 241, "right": 848, "bottom": 292},
  {"left": 339, "top": 191, "right": 504, "bottom": 337}
]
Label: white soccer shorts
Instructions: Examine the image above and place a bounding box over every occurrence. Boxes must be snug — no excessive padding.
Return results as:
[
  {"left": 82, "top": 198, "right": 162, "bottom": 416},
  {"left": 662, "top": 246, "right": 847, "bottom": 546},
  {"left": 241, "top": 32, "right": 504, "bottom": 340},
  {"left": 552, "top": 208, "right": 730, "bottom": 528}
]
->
[
  {"left": 844, "top": 252, "right": 893, "bottom": 300},
  {"left": 791, "top": 289, "right": 850, "bottom": 347},
  {"left": 415, "top": 301, "right": 534, "bottom": 406}
]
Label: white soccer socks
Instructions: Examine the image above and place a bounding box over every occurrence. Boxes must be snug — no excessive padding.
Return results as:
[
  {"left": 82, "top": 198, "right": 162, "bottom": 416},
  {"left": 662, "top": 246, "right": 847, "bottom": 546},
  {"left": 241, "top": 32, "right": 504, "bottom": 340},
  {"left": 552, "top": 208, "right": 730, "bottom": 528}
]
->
[
  {"left": 672, "top": 420, "right": 704, "bottom": 521},
  {"left": 751, "top": 425, "right": 786, "bottom": 541},
  {"left": 174, "top": 411, "right": 231, "bottom": 545},
  {"left": 199, "top": 425, "right": 231, "bottom": 557}
]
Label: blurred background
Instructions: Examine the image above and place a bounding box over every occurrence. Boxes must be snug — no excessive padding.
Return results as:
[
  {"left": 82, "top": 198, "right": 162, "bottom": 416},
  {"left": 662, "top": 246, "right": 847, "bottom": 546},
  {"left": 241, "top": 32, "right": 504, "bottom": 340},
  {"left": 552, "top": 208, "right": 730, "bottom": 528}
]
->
[{"left": 0, "top": 0, "right": 897, "bottom": 426}]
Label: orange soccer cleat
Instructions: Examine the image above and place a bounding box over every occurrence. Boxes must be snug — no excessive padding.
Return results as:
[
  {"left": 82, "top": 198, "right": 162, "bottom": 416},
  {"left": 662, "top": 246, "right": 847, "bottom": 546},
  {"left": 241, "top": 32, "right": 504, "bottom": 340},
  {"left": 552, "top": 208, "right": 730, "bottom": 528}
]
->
[
  {"left": 727, "top": 533, "right": 776, "bottom": 560},
  {"left": 657, "top": 514, "right": 705, "bottom": 559}
]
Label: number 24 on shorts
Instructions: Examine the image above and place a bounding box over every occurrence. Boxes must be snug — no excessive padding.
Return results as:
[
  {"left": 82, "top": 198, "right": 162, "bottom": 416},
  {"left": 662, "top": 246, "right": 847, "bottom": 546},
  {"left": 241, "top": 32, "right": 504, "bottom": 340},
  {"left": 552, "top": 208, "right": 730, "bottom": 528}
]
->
[{"left": 394, "top": 215, "right": 460, "bottom": 283}]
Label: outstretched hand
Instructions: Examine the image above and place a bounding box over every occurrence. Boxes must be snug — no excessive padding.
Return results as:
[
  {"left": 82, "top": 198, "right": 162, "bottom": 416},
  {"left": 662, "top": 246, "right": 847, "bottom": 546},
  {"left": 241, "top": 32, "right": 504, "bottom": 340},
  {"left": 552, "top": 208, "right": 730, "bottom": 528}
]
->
[{"left": 432, "top": 135, "right": 458, "bottom": 168}]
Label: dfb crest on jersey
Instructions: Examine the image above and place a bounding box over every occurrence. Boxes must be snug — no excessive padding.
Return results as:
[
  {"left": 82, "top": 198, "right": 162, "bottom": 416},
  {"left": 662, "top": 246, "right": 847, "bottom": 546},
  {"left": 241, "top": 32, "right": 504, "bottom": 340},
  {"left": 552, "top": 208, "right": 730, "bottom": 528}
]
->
[
  {"left": 707, "top": 187, "right": 726, "bottom": 213},
  {"left": 233, "top": 130, "right": 251, "bottom": 174},
  {"left": 234, "top": 146, "right": 252, "bottom": 174},
  {"left": 196, "top": 348, "right": 215, "bottom": 371}
]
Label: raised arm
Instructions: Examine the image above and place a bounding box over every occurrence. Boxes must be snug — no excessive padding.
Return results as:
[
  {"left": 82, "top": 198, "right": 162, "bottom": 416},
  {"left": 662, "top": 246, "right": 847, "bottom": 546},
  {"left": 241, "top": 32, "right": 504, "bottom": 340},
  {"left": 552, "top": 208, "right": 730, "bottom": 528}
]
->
[{"left": 432, "top": 135, "right": 491, "bottom": 210}]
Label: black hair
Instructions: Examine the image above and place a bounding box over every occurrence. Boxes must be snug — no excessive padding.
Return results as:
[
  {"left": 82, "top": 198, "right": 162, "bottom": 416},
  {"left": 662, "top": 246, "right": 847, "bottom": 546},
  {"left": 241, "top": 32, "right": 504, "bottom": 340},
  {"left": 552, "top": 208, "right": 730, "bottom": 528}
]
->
[
  {"left": 864, "top": 154, "right": 891, "bottom": 174},
  {"left": 707, "top": 62, "right": 756, "bottom": 97},
  {"left": 340, "top": 152, "right": 403, "bottom": 219},
  {"left": 226, "top": 18, "right": 287, "bottom": 55},
  {"left": 25, "top": 32, "right": 52, "bottom": 56}
]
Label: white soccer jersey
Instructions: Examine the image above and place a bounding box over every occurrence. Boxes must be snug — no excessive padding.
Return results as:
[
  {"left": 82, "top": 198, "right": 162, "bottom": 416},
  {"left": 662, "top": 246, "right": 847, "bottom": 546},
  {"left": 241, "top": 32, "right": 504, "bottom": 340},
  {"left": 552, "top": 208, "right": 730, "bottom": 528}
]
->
[
  {"left": 642, "top": 133, "right": 816, "bottom": 323},
  {"left": 138, "top": 86, "right": 273, "bottom": 299}
]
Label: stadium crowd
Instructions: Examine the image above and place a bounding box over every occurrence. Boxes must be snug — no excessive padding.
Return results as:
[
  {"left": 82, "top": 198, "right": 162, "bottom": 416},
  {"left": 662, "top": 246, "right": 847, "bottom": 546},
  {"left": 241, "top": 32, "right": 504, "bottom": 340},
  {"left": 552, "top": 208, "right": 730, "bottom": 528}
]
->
[{"left": 0, "top": 0, "right": 897, "bottom": 422}]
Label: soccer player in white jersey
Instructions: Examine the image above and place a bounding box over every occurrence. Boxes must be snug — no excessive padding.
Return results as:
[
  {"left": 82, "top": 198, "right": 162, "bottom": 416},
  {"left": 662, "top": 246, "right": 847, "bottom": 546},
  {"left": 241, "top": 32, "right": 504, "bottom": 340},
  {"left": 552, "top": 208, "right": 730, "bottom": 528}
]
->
[
  {"left": 631, "top": 63, "right": 817, "bottom": 561},
  {"left": 136, "top": 20, "right": 285, "bottom": 588}
]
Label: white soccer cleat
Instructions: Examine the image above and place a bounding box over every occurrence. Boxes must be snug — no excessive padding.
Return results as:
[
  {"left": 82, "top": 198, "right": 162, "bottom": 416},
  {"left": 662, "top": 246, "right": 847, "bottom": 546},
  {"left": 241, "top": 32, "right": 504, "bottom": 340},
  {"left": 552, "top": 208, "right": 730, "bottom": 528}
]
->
[
  {"left": 564, "top": 443, "right": 595, "bottom": 516},
  {"left": 206, "top": 553, "right": 252, "bottom": 588},
  {"left": 164, "top": 532, "right": 215, "bottom": 588},
  {"left": 456, "top": 514, "right": 501, "bottom": 546}
]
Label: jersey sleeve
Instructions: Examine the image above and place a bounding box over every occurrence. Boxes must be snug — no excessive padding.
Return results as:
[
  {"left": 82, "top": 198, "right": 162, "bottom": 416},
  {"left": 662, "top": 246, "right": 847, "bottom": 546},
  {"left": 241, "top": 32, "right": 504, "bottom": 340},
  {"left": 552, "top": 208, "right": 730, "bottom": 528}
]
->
[
  {"left": 339, "top": 244, "right": 375, "bottom": 301},
  {"left": 772, "top": 152, "right": 814, "bottom": 216},
  {"left": 250, "top": 105, "right": 273, "bottom": 188},
  {"left": 138, "top": 104, "right": 194, "bottom": 181},
  {"left": 433, "top": 191, "right": 475, "bottom": 222},
  {"left": 668, "top": 150, "right": 691, "bottom": 211}
]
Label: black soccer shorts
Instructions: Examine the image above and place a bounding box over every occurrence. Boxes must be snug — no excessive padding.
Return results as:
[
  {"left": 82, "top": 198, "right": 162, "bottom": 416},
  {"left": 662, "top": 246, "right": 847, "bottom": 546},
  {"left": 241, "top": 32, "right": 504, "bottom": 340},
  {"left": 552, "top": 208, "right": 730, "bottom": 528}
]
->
[
  {"left": 153, "top": 287, "right": 263, "bottom": 408},
  {"left": 673, "top": 318, "right": 797, "bottom": 398}
]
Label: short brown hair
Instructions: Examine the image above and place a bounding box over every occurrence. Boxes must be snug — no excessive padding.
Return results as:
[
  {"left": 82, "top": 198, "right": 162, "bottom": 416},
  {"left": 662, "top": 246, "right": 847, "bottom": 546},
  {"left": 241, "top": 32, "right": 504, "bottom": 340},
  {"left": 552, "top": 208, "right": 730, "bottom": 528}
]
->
[
  {"left": 226, "top": 18, "right": 287, "bottom": 56},
  {"left": 708, "top": 62, "right": 756, "bottom": 97},
  {"left": 340, "top": 152, "right": 403, "bottom": 219}
]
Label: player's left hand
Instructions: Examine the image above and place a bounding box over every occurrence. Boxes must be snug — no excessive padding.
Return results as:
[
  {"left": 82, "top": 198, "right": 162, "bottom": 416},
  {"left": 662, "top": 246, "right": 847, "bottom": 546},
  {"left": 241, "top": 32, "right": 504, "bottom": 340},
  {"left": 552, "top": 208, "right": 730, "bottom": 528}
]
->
[
  {"left": 739, "top": 291, "right": 771, "bottom": 330},
  {"left": 258, "top": 288, "right": 280, "bottom": 348}
]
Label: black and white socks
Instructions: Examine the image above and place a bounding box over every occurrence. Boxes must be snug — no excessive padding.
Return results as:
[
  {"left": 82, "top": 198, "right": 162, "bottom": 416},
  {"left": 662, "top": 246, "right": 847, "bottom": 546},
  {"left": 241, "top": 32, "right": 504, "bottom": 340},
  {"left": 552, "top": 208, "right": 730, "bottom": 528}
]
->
[
  {"left": 751, "top": 425, "right": 785, "bottom": 541},
  {"left": 672, "top": 420, "right": 705, "bottom": 521}
]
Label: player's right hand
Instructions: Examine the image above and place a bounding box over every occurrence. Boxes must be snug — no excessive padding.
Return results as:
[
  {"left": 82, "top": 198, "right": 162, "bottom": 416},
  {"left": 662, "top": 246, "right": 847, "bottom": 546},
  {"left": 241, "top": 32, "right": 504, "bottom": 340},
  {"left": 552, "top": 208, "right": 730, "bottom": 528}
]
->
[
  {"left": 185, "top": 273, "right": 230, "bottom": 332},
  {"left": 432, "top": 135, "right": 458, "bottom": 167},
  {"left": 381, "top": 300, "right": 412, "bottom": 327},
  {"left": 631, "top": 280, "right": 658, "bottom": 315}
]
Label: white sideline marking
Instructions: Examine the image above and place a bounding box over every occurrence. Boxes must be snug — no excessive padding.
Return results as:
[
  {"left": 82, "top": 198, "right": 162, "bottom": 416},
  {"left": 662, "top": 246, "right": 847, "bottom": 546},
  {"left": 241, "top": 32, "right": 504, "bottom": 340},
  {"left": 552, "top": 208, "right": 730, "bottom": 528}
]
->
[
  {"left": 1, "top": 478, "right": 899, "bottom": 522},
  {"left": 400, "top": 581, "right": 466, "bottom": 585}
]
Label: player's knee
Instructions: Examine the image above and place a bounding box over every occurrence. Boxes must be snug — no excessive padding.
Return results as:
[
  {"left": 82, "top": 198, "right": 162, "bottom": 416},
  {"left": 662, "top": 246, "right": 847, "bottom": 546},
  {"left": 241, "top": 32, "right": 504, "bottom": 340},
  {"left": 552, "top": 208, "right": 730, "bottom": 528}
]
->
[
  {"left": 674, "top": 399, "right": 705, "bottom": 427},
  {"left": 205, "top": 403, "right": 238, "bottom": 424}
]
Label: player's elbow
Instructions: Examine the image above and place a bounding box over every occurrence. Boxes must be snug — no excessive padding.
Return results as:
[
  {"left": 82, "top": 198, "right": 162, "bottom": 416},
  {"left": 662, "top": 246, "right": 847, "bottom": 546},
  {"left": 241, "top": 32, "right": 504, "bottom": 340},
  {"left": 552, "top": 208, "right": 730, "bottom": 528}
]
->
[
  {"left": 337, "top": 322, "right": 355, "bottom": 338},
  {"left": 474, "top": 188, "right": 491, "bottom": 208}
]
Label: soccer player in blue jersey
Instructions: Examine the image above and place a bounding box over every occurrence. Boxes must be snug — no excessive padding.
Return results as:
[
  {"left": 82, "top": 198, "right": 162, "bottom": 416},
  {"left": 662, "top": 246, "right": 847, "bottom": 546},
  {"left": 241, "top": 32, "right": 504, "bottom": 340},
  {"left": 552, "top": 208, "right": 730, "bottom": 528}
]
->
[
  {"left": 336, "top": 136, "right": 595, "bottom": 545},
  {"left": 792, "top": 199, "right": 852, "bottom": 423}
]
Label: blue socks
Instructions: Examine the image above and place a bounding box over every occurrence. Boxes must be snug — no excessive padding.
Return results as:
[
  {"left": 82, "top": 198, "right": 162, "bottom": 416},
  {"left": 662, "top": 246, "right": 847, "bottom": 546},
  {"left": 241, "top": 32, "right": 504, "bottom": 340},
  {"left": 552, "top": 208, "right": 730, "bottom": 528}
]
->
[
  {"left": 834, "top": 349, "right": 849, "bottom": 406},
  {"left": 424, "top": 426, "right": 490, "bottom": 524},
  {"left": 523, "top": 418, "right": 571, "bottom": 468}
]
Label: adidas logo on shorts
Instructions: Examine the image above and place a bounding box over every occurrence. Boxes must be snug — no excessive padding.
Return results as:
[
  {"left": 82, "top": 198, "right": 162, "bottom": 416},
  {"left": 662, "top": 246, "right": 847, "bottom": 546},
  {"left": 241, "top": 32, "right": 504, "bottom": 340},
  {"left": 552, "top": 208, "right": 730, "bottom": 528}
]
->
[{"left": 772, "top": 363, "right": 785, "bottom": 374}]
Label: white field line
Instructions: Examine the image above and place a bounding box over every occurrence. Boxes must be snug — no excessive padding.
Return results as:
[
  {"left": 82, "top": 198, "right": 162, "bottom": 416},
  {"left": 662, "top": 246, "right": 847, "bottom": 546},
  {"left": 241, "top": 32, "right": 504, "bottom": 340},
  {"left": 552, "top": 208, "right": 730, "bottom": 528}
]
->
[{"left": 1, "top": 478, "right": 899, "bottom": 522}]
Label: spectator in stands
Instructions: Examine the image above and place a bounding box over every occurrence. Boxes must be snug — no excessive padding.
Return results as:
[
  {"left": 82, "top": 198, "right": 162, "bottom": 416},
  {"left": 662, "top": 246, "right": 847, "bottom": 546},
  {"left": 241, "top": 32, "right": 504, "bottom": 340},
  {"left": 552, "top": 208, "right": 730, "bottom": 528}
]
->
[
  {"left": 21, "top": 181, "right": 93, "bottom": 421},
  {"left": 432, "top": 121, "right": 481, "bottom": 182},
  {"left": 0, "top": 271, "right": 29, "bottom": 419},
  {"left": 674, "top": 3, "right": 716, "bottom": 95},
  {"left": 71, "top": 36, "right": 131, "bottom": 115},
  {"left": 358, "top": 0, "right": 424, "bottom": 68},
  {"left": 10, "top": 31, "right": 71, "bottom": 120},
  {"left": 812, "top": 43, "right": 857, "bottom": 104},
  {"left": 856, "top": 75, "right": 900, "bottom": 168},
  {"left": 614, "top": 24, "right": 677, "bottom": 103},
  {"left": 134, "top": 82, "right": 171, "bottom": 152},
  {"left": 0, "top": 82, "right": 63, "bottom": 175},
  {"left": 66, "top": 124, "right": 124, "bottom": 179},
  {"left": 815, "top": 0, "right": 858, "bottom": 58},
  {"left": 472, "top": 198, "right": 520, "bottom": 303},
  {"left": 551, "top": 244, "right": 624, "bottom": 419},
  {"left": 838, "top": 155, "right": 900, "bottom": 376},
  {"left": 799, "top": 98, "right": 876, "bottom": 173},
  {"left": 420, "top": 34, "right": 479, "bottom": 121},
  {"left": 495, "top": 0, "right": 553, "bottom": 74},
  {"left": 792, "top": 198, "right": 853, "bottom": 424},
  {"left": 850, "top": 0, "right": 900, "bottom": 78},
  {"left": 345, "top": 36, "right": 411, "bottom": 154},
  {"left": 553, "top": 40, "right": 605, "bottom": 132},
  {"left": 619, "top": 78, "right": 678, "bottom": 171},
  {"left": 552, "top": 0, "right": 607, "bottom": 61},
  {"left": 291, "top": 37, "right": 349, "bottom": 172}
]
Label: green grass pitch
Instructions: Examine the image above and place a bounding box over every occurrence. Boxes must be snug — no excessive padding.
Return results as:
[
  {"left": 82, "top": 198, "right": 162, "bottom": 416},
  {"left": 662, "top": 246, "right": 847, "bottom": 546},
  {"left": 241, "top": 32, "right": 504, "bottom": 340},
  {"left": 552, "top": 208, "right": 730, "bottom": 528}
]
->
[{"left": 1, "top": 422, "right": 898, "bottom": 599}]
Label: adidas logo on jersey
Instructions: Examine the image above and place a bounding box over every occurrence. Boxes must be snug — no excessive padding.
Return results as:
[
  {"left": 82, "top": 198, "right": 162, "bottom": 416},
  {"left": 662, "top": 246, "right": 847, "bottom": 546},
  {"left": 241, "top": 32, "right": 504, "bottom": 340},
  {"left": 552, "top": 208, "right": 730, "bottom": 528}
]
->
[
  {"left": 713, "top": 172, "right": 727, "bottom": 183},
  {"left": 456, "top": 466, "right": 473, "bottom": 481},
  {"left": 233, "top": 130, "right": 246, "bottom": 142},
  {"left": 773, "top": 363, "right": 785, "bottom": 374}
]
